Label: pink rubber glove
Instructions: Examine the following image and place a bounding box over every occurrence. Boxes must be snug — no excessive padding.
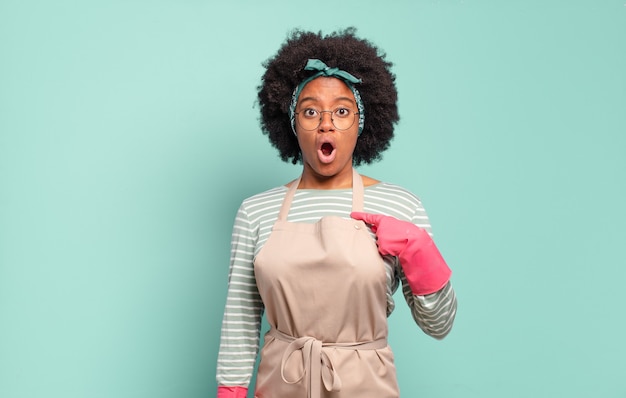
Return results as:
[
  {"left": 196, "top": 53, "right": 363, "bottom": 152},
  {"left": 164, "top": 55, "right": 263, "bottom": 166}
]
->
[
  {"left": 351, "top": 212, "right": 452, "bottom": 296},
  {"left": 217, "top": 386, "right": 248, "bottom": 398}
]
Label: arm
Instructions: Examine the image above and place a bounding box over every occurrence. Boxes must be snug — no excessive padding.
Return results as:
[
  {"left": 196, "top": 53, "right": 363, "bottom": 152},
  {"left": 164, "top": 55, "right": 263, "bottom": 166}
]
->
[
  {"left": 401, "top": 208, "right": 457, "bottom": 339},
  {"left": 351, "top": 208, "right": 457, "bottom": 339},
  {"left": 216, "top": 205, "right": 264, "bottom": 397},
  {"left": 401, "top": 276, "right": 457, "bottom": 339}
]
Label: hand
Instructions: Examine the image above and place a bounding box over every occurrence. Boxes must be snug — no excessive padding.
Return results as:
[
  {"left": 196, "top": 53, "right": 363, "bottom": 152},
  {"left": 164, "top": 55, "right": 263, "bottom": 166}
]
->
[
  {"left": 350, "top": 211, "right": 452, "bottom": 296},
  {"left": 350, "top": 211, "right": 420, "bottom": 257}
]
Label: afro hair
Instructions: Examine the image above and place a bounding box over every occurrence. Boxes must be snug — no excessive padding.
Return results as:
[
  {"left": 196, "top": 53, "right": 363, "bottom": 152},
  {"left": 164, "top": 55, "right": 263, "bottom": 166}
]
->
[{"left": 257, "top": 27, "right": 399, "bottom": 165}]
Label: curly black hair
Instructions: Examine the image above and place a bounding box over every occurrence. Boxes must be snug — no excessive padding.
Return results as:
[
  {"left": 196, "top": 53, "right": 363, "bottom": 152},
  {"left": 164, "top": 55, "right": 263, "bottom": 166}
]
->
[{"left": 257, "top": 27, "right": 399, "bottom": 165}]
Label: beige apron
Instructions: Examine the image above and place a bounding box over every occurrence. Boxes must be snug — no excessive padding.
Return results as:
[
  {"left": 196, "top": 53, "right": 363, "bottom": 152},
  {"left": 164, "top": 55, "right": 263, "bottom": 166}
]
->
[{"left": 253, "top": 169, "right": 400, "bottom": 398}]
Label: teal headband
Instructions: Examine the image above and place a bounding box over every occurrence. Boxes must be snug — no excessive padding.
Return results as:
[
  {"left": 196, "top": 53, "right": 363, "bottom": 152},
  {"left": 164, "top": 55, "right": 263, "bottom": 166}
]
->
[{"left": 289, "top": 59, "right": 365, "bottom": 135}]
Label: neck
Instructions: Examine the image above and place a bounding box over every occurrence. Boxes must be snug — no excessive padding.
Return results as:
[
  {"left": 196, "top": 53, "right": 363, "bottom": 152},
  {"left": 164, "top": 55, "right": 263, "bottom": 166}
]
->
[{"left": 298, "top": 167, "right": 354, "bottom": 190}]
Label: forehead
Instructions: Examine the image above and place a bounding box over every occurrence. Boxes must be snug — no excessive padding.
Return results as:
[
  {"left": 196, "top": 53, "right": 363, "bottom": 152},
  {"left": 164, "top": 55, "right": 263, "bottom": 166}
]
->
[{"left": 298, "top": 77, "right": 356, "bottom": 104}]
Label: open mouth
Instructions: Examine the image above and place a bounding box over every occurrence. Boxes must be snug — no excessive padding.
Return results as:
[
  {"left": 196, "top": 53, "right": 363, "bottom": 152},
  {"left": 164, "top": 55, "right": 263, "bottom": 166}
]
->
[{"left": 321, "top": 142, "right": 334, "bottom": 156}]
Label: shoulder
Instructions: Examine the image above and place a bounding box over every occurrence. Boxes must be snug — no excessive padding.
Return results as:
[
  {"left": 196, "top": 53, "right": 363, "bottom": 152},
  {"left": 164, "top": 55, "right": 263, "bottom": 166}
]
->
[
  {"left": 365, "top": 180, "right": 423, "bottom": 205},
  {"left": 361, "top": 174, "right": 419, "bottom": 197},
  {"left": 231, "top": 185, "right": 287, "bottom": 233},
  {"left": 240, "top": 185, "right": 287, "bottom": 209},
  {"left": 363, "top": 180, "right": 427, "bottom": 221}
]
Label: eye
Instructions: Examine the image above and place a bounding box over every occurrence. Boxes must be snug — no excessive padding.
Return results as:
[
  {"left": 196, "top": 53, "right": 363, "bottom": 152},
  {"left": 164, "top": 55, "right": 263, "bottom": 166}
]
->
[
  {"left": 334, "top": 107, "right": 351, "bottom": 118},
  {"left": 301, "top": 108, "right": 319, "bottom": 119}
]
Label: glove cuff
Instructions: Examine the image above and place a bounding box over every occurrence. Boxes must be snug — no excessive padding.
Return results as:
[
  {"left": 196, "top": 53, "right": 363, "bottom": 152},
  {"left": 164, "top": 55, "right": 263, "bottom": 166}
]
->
[
  {"left": 399, "top": 229, "right": 452, "bottom": 296},
  {"left": 217, "top": 386, "right": 248, "bottom": 398}
]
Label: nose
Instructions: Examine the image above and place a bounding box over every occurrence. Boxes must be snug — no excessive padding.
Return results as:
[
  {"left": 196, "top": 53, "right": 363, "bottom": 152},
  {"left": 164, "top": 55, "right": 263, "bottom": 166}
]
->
[{"left": 318, "top": 111, "right": 335, "bottom": 132}]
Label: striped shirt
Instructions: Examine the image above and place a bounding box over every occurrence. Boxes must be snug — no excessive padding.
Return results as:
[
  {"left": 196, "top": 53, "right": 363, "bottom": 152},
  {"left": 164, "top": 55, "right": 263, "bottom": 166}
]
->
[{"left": 216, "top": 181, "right": 457, "bottom": 387}]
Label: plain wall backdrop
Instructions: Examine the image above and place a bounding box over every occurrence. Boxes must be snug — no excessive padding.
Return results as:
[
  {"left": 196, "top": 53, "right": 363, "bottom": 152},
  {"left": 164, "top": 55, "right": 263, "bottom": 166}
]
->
[{"left": 1, "top": 1, "right": 625, "bottom": 397}]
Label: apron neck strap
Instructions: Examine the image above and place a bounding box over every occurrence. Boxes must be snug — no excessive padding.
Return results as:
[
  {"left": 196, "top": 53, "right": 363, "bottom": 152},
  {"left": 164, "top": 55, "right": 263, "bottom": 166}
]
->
[
  {"left": 351, "top": 168, "right": 364, "bottom": 212},
  {"left": 278, "top": 169, "right": 364, "bottom": 221}
]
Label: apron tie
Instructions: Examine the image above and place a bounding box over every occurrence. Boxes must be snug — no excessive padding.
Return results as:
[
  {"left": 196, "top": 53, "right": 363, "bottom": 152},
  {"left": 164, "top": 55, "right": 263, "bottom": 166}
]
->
[
  {"left": 280, "top": 336, "right": 341, "bottom": 398},
  {"left": 270, "top": 328, "right": 387, "bottom": 398}
]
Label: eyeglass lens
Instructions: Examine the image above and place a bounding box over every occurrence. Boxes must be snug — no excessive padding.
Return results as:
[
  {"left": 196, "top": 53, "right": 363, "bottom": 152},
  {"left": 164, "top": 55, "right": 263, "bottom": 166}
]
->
[{"left": 297, "top": 109, "right": 356, "bottom": 131}]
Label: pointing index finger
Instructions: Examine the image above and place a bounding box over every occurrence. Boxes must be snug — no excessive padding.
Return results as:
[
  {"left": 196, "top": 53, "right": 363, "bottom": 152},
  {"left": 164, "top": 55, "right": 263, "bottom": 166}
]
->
[{"left": 350, "top": 211, "right": 383, "bottom": 226}]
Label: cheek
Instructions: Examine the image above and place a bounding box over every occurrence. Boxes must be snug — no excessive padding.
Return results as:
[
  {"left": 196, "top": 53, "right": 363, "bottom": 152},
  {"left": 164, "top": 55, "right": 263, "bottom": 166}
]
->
[
  {"left": 296, "top": 134, "right": 315, "bottom": 153},
  {"left": 343, "top": 133, "right": 359, "bottom": 151}
]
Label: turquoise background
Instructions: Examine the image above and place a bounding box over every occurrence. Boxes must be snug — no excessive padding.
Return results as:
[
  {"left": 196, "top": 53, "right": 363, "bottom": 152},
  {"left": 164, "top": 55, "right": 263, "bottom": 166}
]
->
[{"left": 1, "top": 0, "right": 625, "bottom": 397}]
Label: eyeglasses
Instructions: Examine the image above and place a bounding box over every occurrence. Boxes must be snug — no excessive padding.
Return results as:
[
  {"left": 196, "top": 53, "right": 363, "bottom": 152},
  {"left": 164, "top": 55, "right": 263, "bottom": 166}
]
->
[{"left": 294, "top": 107, "right": 359, "bottom": 131}]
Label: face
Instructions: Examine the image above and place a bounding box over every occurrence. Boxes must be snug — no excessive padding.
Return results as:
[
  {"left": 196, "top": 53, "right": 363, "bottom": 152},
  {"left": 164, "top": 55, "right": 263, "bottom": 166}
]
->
[{"left": 294, "top": 77, "right": 359, "bottom": 188}]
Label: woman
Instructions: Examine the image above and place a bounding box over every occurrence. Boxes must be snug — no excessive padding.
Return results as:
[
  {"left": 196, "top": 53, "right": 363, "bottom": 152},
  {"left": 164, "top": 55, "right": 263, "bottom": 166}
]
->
[{"left": 216, "top": 28, "right": 457, "bottom": 398}]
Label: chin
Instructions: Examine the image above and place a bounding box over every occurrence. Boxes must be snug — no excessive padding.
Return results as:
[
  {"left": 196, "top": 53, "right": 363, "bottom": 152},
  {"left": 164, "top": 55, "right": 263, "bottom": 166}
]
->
[{"left": 314, "top": 163, "right": 350, "bottom": 178}]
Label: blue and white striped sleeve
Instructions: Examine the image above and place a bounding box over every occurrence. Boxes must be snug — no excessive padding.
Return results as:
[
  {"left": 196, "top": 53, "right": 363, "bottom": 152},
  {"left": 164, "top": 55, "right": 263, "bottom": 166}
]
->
[
  {"left": 400, "top": 201, "right": 457, "bottom": 339},
  {"left": 216, "top": 204, "right": 264, "bottom": 387}
]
